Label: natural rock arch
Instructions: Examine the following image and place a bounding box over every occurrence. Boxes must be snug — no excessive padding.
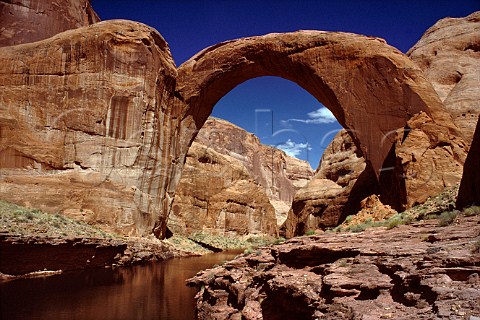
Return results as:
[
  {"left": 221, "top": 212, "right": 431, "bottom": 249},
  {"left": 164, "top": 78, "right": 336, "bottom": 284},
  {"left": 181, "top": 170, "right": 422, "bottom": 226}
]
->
[{"left": 176, "top": 30, "right": 456, "bottom": 180}]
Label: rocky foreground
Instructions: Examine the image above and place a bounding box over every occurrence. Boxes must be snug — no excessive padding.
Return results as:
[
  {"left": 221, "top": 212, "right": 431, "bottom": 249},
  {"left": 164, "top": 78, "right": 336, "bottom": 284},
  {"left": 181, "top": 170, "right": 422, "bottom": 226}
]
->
[{"left": 188, "top": 214, "right": 480, "bottom": 319}]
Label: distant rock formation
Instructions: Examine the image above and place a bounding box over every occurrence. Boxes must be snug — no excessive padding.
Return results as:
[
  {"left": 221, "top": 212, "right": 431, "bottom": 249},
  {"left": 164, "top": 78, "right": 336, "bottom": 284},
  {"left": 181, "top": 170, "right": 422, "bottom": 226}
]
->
[
  {"left": 168, "top": 118, "right": 313, "bottom": 237},
  {"left": 283, "top": 130, "right": 378, "bottom": 236},
  {"left": 408, "top": 11, "right": 480, "bottom": 146},
  {"left": 169, "top": 141, "right": 279, "bottom": 237},
  {"left": 0, "top": 0, "right": 99, "bottom": 47}
]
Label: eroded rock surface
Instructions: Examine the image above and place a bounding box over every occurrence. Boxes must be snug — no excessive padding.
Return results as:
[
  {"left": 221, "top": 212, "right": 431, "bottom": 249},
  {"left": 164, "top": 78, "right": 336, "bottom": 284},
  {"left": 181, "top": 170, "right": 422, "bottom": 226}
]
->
[
  {"left": 169, "top": 118, "right": 312, "bottom": 236},
  {"left": 0, "top": 20, "right": 179, "bottom": 237},
  {"left": 283, "top": 130, "right": 378, "bottom": 236},
  {"left": 408, "top": 11, "right": 480, "bottom": 145},
  {"left": 168, "top": 141, "right": 279, "bottom": 237},
  {"left": 177, "top": 29, "right": 465, "bottom": 216},
  {"left": 0, "top": 0, "right": 99, "bottom": 47},
  {"left": 188, "top": 215, "right": 480, "bottom": 319},
  {"left": 0, "top": 6, "right": 469, "bottom": 239}
]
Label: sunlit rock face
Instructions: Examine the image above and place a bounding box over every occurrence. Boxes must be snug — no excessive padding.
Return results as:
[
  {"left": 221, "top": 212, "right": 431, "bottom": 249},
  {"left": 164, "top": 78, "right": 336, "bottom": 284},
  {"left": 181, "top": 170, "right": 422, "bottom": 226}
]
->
[
  {"left": 176, "top": 29, "right": 466, "bottom": 219},
  {"left": 0, "top": 0, "right": 470, "bottom": 239},
  {"left": 0, "top": 0, "right": 99, "bottom": 47},
  {"left": 168, "top": 141, "right": 279, "bottom": 237},
  {"left": 282, "top": 130, "right": 379, "bottom": 237},
  {"left": 168, "top": 118, "right": 313, "bottom": 237},
  {"left": 0, "top": 20, "right": 179, "bottom": 237},
  {"left": 408, "top": 11, "right": 480, "bottom": 146}
]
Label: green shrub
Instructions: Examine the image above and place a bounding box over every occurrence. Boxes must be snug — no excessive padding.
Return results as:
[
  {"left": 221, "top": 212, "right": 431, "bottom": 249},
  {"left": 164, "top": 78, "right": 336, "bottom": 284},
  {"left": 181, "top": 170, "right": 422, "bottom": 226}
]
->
[
  {"left": 348, "top": 223, "right": 367, "bottom": 233},
  {"left": 402, "top": 214, "right": 415, "bottom": 225},
  {"left": 387, "top": 217, "right": 403, "bottom": 229},
  {"left": 333, "top": 226, "right": 343, "bottom": 233},
  {"left": 344, "top": 215, "right": 354, "bottom": 224},
  {"left": 305, "top": 230, "right": 315, "bottom": 236},
  {"left": 274, "top": 237, "right": 285, "bottom": 245},
  {"left": 463, "top": 206, "right": 480, "bottom": 217},
  {"left": 438, "top": 210, "right": 459, "bottom": 227}
]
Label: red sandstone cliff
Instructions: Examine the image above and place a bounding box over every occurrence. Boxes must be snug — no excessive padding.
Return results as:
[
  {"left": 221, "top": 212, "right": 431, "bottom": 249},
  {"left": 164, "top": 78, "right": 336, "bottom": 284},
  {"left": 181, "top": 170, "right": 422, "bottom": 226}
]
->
[
  {"left": 408, "top": 11, "right": 480, "bottom": 145},
  {"left": 0, "top": 0, "right": 99, "bottom": 47}
]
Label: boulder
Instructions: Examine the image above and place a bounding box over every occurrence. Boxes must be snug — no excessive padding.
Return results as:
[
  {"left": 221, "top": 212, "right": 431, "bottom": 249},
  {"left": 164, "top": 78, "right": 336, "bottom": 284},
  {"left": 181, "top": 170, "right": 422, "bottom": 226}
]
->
[
  {"left": 0, "top": 0, "right": 99, "bottom": 47},
  {"left": 408, "top": 11, "right": 480, "bottom": 145}
]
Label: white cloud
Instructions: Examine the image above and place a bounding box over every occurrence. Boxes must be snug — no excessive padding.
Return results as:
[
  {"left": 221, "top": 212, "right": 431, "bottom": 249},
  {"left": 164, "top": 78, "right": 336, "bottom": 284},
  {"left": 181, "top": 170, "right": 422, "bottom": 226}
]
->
[
  {"left": 283, "top": 107, "right": 336, "bottom": 125},
  {"left": 275, "top": 139, "right": 310, "bottom": 157}
]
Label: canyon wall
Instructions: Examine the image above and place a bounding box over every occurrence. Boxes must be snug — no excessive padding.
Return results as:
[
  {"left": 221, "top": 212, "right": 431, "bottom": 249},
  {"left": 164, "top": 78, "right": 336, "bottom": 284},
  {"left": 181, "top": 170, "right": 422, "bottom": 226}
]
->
[
  {"left": 0, "top": 0, "right": 472, "bottom": 239},
  {"left": 457, "top": 118, "right": 480, "bottom": 208},
  {"left": 408, "top": 11, "right": 480, "bottom": 145},
  {"left": 283, "top": 12, "right": 479, "bottom": 236},
  {"left": 0, "top": 20, "right": 180, "bottom": 237},
  {"left": 0, "top": 0, "right": 99, "bottom": 47},
  {"left": 168, "top": 118, "right": 312, "bottom": 236}
]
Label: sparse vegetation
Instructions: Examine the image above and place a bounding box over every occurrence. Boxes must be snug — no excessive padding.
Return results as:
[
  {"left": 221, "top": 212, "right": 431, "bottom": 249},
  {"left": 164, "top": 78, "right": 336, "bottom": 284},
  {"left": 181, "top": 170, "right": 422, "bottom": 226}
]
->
[
  {"left": 344, "top": 215, "right": 354, "bottom": 224},
  {"left": 0, "top": 200, "right": 119, "bottom": 239},
  {"left": 348, "top": 223, "right": 368, "bottom": 233},
  {"left": 463, "top": 206, "right": 480, "bottom": 217},
  {"left": 305, "top": 230, "right": 316, "bottom": 236},
  {"left": 386, "top": 215, "right": 404, "bottom": 229},
  {"left": 438, "top": 210, "right": 459, "bottom": 227}
]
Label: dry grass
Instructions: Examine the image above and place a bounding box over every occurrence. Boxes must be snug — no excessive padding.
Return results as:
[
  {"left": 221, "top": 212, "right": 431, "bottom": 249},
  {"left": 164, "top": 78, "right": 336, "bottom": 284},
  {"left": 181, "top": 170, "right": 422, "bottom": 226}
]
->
[{"left": 0, "top": 200, "right": 119, "bottom": 239}]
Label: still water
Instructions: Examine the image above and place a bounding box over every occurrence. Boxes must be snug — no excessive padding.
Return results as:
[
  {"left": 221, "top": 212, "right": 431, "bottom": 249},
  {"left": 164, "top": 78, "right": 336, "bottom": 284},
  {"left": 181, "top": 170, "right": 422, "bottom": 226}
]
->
[{"left": 0, "top": 250, "right": 242, "bottom": 320}]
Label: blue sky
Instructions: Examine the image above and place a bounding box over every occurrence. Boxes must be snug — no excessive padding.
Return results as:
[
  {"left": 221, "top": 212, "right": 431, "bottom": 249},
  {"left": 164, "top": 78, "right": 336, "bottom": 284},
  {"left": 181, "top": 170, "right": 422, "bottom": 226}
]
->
[{"left": 92, "top": 0, "right": 479, "bottom": 168}]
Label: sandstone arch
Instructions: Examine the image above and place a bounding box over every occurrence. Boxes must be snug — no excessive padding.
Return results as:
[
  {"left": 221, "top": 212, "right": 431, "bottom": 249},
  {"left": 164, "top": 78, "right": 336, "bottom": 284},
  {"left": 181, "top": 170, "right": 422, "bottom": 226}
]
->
[{"left": 176, "top": 31, "right": 458, "bottom": 180}]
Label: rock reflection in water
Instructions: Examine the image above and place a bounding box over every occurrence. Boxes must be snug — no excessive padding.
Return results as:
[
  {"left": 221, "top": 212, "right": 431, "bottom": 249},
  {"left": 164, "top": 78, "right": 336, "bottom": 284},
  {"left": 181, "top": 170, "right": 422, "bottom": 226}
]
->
[{"left": 0, "top": 250, "right": 242, "bottom": 320}]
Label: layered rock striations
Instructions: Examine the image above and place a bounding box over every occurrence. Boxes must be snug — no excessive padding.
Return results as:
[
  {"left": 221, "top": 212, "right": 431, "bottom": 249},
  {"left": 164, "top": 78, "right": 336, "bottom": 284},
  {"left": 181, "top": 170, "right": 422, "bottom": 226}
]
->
[
  {"left": 188, "top": 215, "right": 480, "bottom": 319},
  {"left": 169, "top": 118, "right": 312, "bottom": 237},
  {"left": 169, "top": 141, "right": 278, "bottom": 237},
  {"left": 0, "top": 3, "right": 471, "bottom": 239},
  {"left": 177, "top": 29, "right": 466, "bottom": 219},
  {"left": 284, "top": 12, "right": 479, "bottom": 236},
  {"left": 408, "top": 11, "right": 480, "bottom": 145},
  {"left": 0, "top": 20, "right": 180, "bottom": 237},
  {"left": 0, "top": 0, "right": 99, "bottom": 47},
  {"left": 283, "top": 130, "right": 378, "bottom": 236}
]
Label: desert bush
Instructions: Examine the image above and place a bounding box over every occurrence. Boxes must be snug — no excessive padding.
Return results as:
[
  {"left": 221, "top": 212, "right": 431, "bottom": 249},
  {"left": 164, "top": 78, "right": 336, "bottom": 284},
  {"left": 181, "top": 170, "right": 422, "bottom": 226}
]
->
[
  {"left": 344, "top": 215, "right": 354, "bottom": 224},
  {"left": 305, "top": 230, "right": 315, "bottom": 236},
  {"left": 438, "top": 210, "right": 459, "bottom": 227},
  {"left": 463, "top": 206, "right": 480, "bottom": 217},
  {"left": 348, "top": 223, "right": 367, "bottom": 233},
  {"left": 387, "top": 217, "right": 403, "bottom": 229}
]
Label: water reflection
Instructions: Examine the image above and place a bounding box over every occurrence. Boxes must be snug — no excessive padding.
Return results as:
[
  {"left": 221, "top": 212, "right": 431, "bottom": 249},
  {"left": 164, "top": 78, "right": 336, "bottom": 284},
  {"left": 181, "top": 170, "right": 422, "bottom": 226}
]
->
[{"left": 0, "top": 250, "right": 242, "bottom": 320}]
